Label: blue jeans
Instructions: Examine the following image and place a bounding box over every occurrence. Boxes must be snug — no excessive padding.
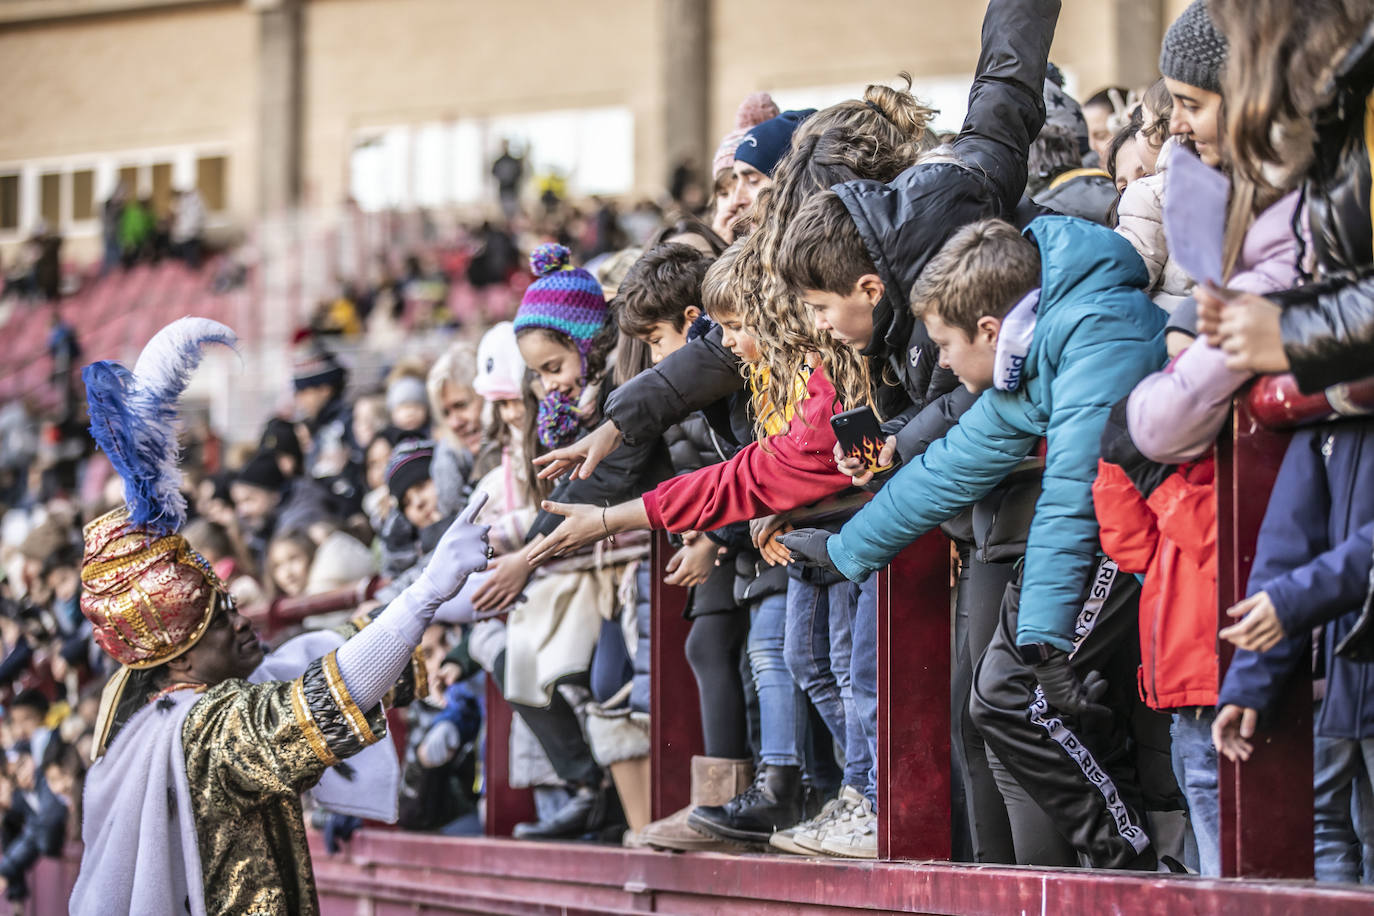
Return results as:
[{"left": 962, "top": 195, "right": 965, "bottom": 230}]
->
[
  {"left": 850, "top": 576, "right": 879, "bottom": 805},
  {"left": 747, "top": 591, "right": 805, "bottom": 767},
  {"left": 784, "top": 576, "right": 873, "bottom": 795},
  {"left": 1313, "top": 708, "right": 1374, "bottom": 883},
  {"left": 1170, "top": 707, "right": 1219, "bottom": 876}
]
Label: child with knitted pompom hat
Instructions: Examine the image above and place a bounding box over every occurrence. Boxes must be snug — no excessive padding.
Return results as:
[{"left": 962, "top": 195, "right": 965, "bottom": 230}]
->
[
  {"left": 469, "top": 242, "right": 678, "bottom": 842},
  {"left": 514, "top": 243, "right": 617, "bottom": 451}
]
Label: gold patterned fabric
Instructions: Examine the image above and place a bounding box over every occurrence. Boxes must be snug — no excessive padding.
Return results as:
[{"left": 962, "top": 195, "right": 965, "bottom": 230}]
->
[
  {"left": 181, "top": 661, "right": 385, "bottom": 916},
  {"left": 80, "top": 507, "right": 226, "bottom": 668}
]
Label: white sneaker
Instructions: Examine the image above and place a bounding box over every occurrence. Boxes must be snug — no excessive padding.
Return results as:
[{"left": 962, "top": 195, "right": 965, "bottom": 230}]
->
[
  {"left": 770, "top": 785, "right": 864, "bottom": 855},
  {"left": 818, "top": 797, "right": 877, "bottom": 859}
]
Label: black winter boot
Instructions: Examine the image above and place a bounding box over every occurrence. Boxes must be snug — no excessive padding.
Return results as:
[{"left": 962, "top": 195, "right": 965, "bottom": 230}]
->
[
  {"left": 514, "top": 781, "right": 624, "bottom": 840},
  {"left": 687, "top": 764, "right": 805, "bottom": 844}
]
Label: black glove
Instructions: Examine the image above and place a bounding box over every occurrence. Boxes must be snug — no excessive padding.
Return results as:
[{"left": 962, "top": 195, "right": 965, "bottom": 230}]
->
[
  {"left": 778, "top": 528, "right": 840, "bottom": 575},
  {"left": 1099, "top": 397, "right": 1175, "bottom": 498},
  {"left": 1032, "top": 648, "right": 1111, "bottom": 728},
  {"left": 324, "top": 813, "right": 363, "bottom": 854}
]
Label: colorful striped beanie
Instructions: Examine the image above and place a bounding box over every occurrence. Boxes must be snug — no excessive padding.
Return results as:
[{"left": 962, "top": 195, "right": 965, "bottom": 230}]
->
[{"left": 514, "top": 243, "right": 608, "bottom": 359}]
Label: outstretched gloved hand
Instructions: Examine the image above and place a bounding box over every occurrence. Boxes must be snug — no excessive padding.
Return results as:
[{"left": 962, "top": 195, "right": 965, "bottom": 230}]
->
[
  {"left": 1033, "top": 648, "right": 1111, "bottom": 728},
  {"left": 778, "top": 528, "right": 840, "bottom": 576},
  {"left": 411, "top": 492, "right": 492, "bottom": 611}
]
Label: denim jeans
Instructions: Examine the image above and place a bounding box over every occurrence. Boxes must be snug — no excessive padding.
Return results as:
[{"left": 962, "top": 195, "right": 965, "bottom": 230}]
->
[
  {"left": 1170, "top": 707, "right": 1220, "bottom": 876},
  {"left": 746, "top": 591, "right": 805, "bottom": 767},
  {"left": 1313, "top": 709, "right": 1374, "bottom": 883},
  {"left": 784, "top": 576, "right": 873, "bottom": 793},
  {"left": 850, "top": 576, "right": 879, "bottom": 804}
]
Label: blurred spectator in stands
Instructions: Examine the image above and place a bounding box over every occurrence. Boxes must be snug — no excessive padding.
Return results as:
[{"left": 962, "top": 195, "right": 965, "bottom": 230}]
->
[
  {"left": 387, "top": 372, "right": 430, "bottom": 434},
  {"left": 28, "top": 223, "right": 61, "bottom": 303},
  {"left": 290, "top": 331, "right": 357, "bottom": 482},
  {"left": 171, "top": 187, "right": 206, "bottom": 269},
  {"left": 537, "top": 169, "right": 567, "bottom": 215},
  {"left": 669, "top": 157, "right": 706, "bottom": 212},
  {"left": 427, "top": 341, "right": 484, "bottom": 461},
  {"left": 99, "top": 182, "right": 127, "bottom": 275},
  {"left": 492, "top": 139, "right": 526, "bottom": 219},
  {"left": 118, "top": 196, "right": 154, "bottom": 268}
]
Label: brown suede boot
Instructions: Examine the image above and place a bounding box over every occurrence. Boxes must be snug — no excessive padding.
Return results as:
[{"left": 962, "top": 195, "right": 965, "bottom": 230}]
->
[{"left": 640, "top": 756, "right": 753, "bottom": 852}]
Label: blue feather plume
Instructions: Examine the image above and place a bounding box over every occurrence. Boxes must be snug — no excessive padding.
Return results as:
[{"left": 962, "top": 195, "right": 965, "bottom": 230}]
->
[{"left": 84, "top": 317, "right": 238, "bottom": 536}]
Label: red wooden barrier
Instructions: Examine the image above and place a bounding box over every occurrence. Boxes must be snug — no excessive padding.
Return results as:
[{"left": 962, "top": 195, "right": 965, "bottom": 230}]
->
[
  {"left": 877, "top": 532, "right": 952, "bottom": 860},
  {"left": 649, "top": 530, "right": 701, "bottom": 820},
  {"left": 483, "top": 679, "right": 536, "bottom": 837},
  {"left": 1216, "top": 396, "right": 1313, "bottom": 878}
]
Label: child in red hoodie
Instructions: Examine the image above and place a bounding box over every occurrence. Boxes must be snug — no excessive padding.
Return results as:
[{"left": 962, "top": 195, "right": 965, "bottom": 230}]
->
[{"left": 1092, "top": 398, "right": 1219, "bottom": 874}]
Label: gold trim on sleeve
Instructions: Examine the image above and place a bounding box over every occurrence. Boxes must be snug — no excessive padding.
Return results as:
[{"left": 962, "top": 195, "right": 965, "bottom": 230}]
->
[
  {"left": 322, "top": 650, "right": 377, "bottom": 746},
  {"left": 290, "top": 678, "right": 340, "bottom": 767}
]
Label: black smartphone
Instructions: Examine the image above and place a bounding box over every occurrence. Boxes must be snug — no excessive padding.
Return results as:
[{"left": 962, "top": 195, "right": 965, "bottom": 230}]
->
[{"left": 830, "top": 406, "right": 893, "bottom": 474}]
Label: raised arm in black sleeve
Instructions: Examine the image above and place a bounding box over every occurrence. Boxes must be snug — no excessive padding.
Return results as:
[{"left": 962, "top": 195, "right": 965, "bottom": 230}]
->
[{"left": 951, "top": 0, "right": 1062, "bottom": 215}]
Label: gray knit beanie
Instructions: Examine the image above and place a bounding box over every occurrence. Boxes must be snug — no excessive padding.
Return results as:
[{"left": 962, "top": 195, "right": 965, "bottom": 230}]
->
[{"left": 1159, "top": 0, "right": 1228, "bottom": 94}]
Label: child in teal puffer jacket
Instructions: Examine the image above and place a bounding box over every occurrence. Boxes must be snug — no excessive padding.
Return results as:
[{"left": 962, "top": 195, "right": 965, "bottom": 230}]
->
[{"left": 779, "top": 214, "right": 1167, "bottom": 869}]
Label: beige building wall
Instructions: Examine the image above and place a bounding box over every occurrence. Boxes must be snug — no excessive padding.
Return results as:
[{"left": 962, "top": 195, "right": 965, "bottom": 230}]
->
[
  {"left": 0, "top": 0, "right": 1173, "bottom": 263},
  {"left": 0, "top": 2, "right": 256, "bottom": 258},
  {"left": 302, "top": 0, "right": 661, "bottom": 210}
]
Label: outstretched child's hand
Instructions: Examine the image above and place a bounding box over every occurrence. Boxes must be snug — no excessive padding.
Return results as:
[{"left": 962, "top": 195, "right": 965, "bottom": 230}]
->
[
  {"left": 533, "top": 421, "right": 622, "bottom": 480},
  {"left": 1219, "top": 591, "right": 1286, "bottom": 653},
  {"left": 664, "top": 535, "right": 719, "bottom": 588},
  {"left": 832, "top": 437, "right": 896, "bottom": 488},
  {"left": 472, "top": 549, "right": 534, "bottom": 612},
  {"left": 750, "top": 515, "right": 794, "bottom": 567},
  {"left": 1213, "top": 704, "right": 1259, "bottom": 762},
  {"left": 527, "top": 501, "right": 606, "bottom": 565}
]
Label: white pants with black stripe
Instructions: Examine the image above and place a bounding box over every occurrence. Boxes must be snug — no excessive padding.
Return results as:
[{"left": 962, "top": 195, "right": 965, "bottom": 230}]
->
[{"left": 969, "top": 557, "right": 1156, "bottom": 870}]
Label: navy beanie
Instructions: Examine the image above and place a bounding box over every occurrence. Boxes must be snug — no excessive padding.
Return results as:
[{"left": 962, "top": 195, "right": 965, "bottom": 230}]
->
[
  {"left": 733, "top": 109, "right": 816, "bottom": 178},
  {"left": 387, "top": 438, "right": 435, "bottom": 502}
]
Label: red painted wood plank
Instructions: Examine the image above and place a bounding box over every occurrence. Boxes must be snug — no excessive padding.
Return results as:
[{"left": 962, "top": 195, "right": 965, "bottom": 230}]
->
[
  {"left": 310, "top": 830, "right": 1374, "bottom": 916},
  {"left": 650, "top": 530, "right": 701, "bottom": 820},
  {"left": 1216, "top": 398, "right": 1313, "bottom": 879},
  {"left": 483, "top": 677, "right": 536, "bottom": 837},
  {"left": 877, "top": 532, "right": 952, "bottom": 861}
]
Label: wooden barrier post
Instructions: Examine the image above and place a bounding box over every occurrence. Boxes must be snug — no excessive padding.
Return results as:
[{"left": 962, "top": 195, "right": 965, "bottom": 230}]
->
[
  {"left": 649, "top": 529, "right": 702, "bottom": 820},
  {"left": 876, "top": 531, "right": 953, "bottom": 860},
  {"left": 483, "top": 678, "right": 536, "bottom": 837},
  {"left": 1215, "top": 399, "right": 1313, "bottom": 878}
]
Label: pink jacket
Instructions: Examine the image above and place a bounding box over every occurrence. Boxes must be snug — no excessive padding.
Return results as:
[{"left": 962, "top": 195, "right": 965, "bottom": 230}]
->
[{"left": 1128, "top": 191, "right": 1302, "bottom": 464}]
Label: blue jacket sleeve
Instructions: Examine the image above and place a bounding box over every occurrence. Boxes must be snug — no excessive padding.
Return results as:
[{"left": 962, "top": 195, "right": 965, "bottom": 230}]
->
[
  {"left": 827, "top": 390, "right": 1038, "bottom": 581},
  {"left": 1218, "top": 429, "right": 1330, "bottom": 713},
  {"left": 1267, "top": 520, "right": 1374, "bottom": 636},
  {"left": 1015, "top": 313, "right": 1164, "bottom": 650}
]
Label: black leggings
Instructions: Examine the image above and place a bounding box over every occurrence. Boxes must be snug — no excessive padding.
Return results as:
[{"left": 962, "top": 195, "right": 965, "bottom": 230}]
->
[
  {"left": 491, "top": 650, "right": 602, "bottom": 787},
  {"left": 951, "top": 548, "right": 1021, "bottom": 864},
  {"left": 685, "top": 609, "right": 751, "bottom": 759}
]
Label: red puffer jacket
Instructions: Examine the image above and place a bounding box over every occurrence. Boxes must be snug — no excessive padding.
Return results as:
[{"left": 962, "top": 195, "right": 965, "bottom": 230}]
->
[
  {"left": 643, "top": 367, "right": 846, "bottom": 533},
  {"left": 1092, "top": 456, "right": 1218, "bottom": 709}
]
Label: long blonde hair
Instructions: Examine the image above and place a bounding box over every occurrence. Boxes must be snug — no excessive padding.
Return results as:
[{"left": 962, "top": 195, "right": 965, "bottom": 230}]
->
[{"left": 742, "top": 75, "right": 937, "bottom": 436}]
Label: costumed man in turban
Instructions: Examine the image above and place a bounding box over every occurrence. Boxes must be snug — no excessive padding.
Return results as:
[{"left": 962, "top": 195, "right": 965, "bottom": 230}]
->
[{"left": 69, "top": 318, "right": 492, "bottom": 916}]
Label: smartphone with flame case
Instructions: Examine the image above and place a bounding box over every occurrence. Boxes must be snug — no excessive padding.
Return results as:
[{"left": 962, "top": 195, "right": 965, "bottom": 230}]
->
[{"left": 830, "top": 406, "right": 894, "bottom": 474}]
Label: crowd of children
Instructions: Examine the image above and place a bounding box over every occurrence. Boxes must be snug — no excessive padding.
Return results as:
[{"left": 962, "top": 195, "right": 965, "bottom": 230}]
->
[{"left": 0, "top": 0, "right": 1372, "bottom": 896}]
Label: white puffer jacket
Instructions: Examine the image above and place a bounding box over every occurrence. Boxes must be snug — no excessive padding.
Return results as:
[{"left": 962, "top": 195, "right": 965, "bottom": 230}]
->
[{"left": 1115, "top": 138, "right": 1194, "bottom": 313}]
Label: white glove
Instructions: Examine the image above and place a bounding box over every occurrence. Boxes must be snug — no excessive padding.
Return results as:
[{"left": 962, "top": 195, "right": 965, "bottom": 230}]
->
[
  {"left": 341, "top": 494, "right": 492, "bottom": 693},
  {"left": 407, "top": 492, "right": 493, "bottom": 611}
]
